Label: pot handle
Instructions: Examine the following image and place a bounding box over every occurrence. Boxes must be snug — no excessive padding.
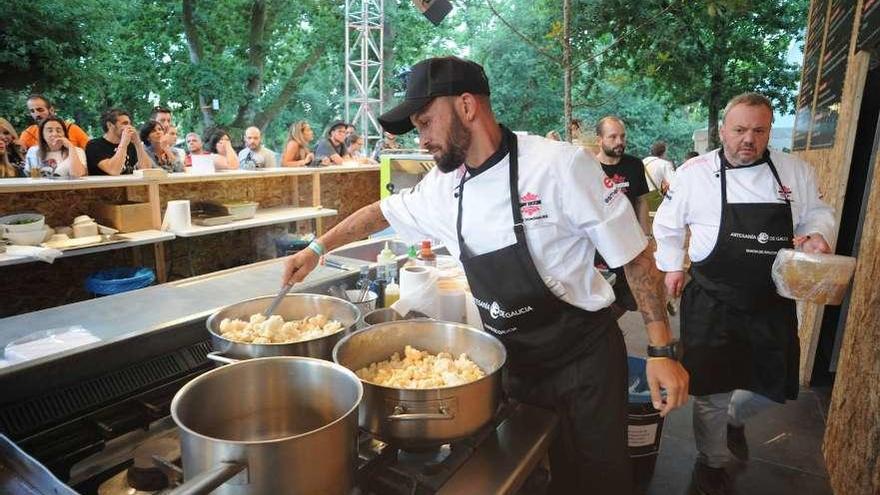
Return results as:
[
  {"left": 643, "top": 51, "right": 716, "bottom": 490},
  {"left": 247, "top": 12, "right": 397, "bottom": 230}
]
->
[
  {"left": 388, "top": 405, "right": 456, "bottom": 421},
  {"left": 166, "top": 461, "right": 247, "bottom": 495},
  {"left": 206, "top": 351, "right": 240, "bottom": 365}
]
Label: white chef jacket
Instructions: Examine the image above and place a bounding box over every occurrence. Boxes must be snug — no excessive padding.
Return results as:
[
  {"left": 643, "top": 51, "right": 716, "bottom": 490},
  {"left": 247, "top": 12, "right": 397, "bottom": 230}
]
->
[
  {"left": 653, "top": 148, "right": 836, "bottom": 272},
  {"left": 380, "top": 134, "right": 648, "bottom": 311},
  {"left": 643, "top": 156, "right": 675, "bottom": 192}
]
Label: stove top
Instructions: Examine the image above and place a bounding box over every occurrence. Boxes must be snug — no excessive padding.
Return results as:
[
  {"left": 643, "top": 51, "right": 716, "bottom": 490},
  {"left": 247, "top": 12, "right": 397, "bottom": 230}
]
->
[{"left": 80, "top": 401, "right": 556, "bottom": 495}]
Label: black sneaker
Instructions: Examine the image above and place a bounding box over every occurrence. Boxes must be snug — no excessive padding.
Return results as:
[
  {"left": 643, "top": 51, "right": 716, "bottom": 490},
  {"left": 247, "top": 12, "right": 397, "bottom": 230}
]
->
[
  {"left": 727, "top": 423, "right": 749, "bottom": 461},
  {"left": 690, "top": 462, "right": 731, "bottom": 495}
]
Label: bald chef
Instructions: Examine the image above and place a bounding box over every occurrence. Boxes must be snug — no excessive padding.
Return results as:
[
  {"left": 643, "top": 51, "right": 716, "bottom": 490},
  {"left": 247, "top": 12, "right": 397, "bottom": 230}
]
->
[{"left": 653, "top": 92, "right": 836, "bottom": 495}]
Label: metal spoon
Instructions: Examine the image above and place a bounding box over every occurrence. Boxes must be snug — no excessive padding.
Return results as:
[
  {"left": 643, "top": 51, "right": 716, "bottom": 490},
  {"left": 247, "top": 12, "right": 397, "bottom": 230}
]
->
[{"left": 262, "top": 282, "right": 294, "bottom": 318}]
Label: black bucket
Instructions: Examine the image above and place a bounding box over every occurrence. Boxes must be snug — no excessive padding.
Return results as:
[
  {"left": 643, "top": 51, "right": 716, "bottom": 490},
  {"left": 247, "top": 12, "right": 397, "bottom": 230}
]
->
[{"left": 627, "top": 356, "right": 666, "bottom": 487}]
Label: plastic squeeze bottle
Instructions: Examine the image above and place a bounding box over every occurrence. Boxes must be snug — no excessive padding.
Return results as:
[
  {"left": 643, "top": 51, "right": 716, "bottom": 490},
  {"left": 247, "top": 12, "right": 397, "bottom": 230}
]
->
[{"left": 377, "top": 241, "right": 397, "bottom": 282}]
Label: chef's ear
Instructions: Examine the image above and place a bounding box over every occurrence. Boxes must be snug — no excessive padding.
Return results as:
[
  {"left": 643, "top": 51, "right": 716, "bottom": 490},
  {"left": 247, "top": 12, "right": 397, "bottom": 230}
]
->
[{"left": 458, "top": 93, "right": 478, "bottom": 122}]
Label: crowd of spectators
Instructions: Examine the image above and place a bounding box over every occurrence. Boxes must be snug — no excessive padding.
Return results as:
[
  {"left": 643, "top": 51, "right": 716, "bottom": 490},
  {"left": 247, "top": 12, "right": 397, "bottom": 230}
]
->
[{"left": 0, "top": 94, "right": 386, "bottom": 180}]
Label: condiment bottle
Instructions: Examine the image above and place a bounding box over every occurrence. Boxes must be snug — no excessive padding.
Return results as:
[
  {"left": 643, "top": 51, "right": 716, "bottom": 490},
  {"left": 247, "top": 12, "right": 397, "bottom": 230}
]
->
[
  {"left": 417, "top": 240, "right": 436, "bottom": 267},
  {"left": 384, "top": 281, "right": 400, "bottom": 307},
  {"left": 377, "top": 241, "right": 397, "bottom": 282},
  {"left": 404, "top": 244, "right": 419, "bottom": 268}
]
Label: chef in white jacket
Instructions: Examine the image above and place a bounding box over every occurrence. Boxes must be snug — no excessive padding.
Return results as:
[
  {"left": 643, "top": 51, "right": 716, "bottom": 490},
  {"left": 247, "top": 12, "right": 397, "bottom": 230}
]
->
[{"left": 652, "top": 92, "right": 836, "bottom": 495}]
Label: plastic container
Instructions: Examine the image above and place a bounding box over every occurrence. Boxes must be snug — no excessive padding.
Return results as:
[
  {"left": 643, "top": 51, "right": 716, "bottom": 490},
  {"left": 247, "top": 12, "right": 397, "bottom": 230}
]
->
[
  {"left": 384, "top": 282, "right": 400, "bottom": 307},
  {"left": 223, "top": 201, "right": 259, "bottom": 220},
  {"left": 85, "top": 267, "right": 156, "bottom": 296},
  {"left": 627, "top": 356, "right": 665, "bottom": 487},
  {"left": 772, "top": 249, "right": 856, "bottom": 305},
  {"left": 377, "top": 241, "right": 397, "bottom": 282},
  {"left": 417, "top": 240, "right": 436, "bottom": 267}
]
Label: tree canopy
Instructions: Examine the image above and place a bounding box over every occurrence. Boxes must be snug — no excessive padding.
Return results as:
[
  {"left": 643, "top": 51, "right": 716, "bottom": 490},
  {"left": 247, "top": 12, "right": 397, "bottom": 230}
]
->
[{"left": 0, "top": 0, "right": 805, "bottom": 159}]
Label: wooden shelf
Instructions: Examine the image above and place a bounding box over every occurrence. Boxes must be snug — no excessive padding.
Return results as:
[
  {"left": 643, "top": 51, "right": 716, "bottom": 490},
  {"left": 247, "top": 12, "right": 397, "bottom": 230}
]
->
[
  {"left": 169, "top": 206, "right": 337, "bottom": 237},
  {"left": 0, "top": 230, "right": 174, "bottom": 267},
  {"left": 0, "top": 175, "right": 148, "bottom": 193}
]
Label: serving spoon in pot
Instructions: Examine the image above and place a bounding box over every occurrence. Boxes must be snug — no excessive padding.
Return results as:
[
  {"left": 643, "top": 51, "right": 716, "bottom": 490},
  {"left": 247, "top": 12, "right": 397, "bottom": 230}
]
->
[{"left": 262, "top": 281, "right": 294, "bottom": 318}]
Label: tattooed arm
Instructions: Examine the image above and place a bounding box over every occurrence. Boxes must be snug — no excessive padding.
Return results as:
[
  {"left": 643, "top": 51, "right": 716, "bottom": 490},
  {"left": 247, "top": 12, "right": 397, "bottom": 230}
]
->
[
  {"left": 624, "top": 241, "right": 690, "bottom": 416},
  {"left": 624, "top": 241, "right": 672, "bottom": 345},
  {"left": 282, "top": 201, "right": 389, "bottom": 285}
]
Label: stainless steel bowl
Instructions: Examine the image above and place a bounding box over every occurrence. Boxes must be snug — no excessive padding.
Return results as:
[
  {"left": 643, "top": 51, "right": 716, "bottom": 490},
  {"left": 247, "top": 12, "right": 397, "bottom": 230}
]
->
[
  {"left": 206, "top": 293, "right": 360, "bottom": 364},
  {"left": 333, "top": 320, "right": 506, "bottom": 449}
]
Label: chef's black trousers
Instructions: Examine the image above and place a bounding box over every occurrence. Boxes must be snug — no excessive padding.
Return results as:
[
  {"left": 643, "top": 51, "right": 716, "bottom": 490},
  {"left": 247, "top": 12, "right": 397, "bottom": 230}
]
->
[{"left": 504, "top": 321, "right": 633, "bottom": 495}]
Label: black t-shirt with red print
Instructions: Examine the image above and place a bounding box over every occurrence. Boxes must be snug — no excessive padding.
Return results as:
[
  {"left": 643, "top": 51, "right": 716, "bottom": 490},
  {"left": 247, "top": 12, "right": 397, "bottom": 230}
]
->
[{"left": 600, "top": 154, "right": 649, "bottom": 208}]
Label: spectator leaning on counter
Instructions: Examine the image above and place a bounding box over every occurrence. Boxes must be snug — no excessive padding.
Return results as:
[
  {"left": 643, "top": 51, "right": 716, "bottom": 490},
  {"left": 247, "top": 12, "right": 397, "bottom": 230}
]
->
[
  {"left": 85, "top": 108, "right": 151, "bottom": 176},
  {"left": 238, "top": 126, "right": 277, "bottom": 169},
  {"left": 21, "top": 94, "right": 91, "bottom": 150},
  {"left": 283, "top": 56, "right": 689, "bottom": 494},
  {"left": 653, "top": 92, "right": 836, "bottom": 495}
]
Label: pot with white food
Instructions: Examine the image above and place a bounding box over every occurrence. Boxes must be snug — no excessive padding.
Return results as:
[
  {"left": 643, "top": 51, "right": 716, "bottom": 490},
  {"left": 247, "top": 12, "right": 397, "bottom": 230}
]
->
[
  {"left": 332, "top": 320, "right": 506, "bottom": 449},
  {"left": 205, "top": 293, "right": 360, "bottom": 364}
]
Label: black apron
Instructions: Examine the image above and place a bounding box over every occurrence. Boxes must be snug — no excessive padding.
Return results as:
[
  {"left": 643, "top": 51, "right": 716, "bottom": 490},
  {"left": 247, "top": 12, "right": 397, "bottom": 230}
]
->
[
  {"left": 456, "top": 132, "right": 615, "bottom": 372},
  {"left": 681, "top": 151, "right": 799, "bottom": 403}
]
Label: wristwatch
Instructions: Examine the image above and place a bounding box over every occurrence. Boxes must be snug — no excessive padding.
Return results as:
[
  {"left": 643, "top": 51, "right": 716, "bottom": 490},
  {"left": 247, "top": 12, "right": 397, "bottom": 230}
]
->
[{"left": 647, "top": 339, "right": 680, "bottom": 360}]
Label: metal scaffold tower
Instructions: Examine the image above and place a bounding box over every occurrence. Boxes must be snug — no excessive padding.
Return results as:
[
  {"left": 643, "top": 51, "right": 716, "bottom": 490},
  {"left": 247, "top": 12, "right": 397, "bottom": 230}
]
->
[{"left": 345, "top": 0, "right": 384, "bottom": 146}]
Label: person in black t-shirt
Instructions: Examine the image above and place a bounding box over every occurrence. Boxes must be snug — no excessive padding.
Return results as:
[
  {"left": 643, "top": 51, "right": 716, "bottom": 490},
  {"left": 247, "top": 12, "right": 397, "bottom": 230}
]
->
[
  {"left": 86, "top": 108, "right": 151, "bottom": 175},
  {"left": 595, "top": 116, "right": 650, "bottom": 233},
  {"left": 594, "top": 115, "right": 650, "bottom": 314}
]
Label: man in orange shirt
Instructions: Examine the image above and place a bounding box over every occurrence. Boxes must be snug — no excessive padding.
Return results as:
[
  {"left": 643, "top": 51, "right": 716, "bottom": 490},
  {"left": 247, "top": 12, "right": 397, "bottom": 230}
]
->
[{"left": 20, "top": 94, "right": 90, "bottom": 149}]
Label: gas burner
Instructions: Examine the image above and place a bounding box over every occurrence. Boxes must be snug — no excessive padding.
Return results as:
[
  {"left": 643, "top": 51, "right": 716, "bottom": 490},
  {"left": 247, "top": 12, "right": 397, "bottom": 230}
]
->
[{"left": 96, "top": 431, "right": 181, "bottom": 495}]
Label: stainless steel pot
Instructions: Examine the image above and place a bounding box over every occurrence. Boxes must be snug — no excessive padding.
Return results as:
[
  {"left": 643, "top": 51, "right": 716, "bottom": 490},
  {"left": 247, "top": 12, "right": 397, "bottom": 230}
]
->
[
  {"left": 361, "top": 307, "right": 428, "bottom": 326},
  {"left": 206, "top": 293, "right": 360, "bottom": 364},
  {"left": 333, "top": 320, "right": 506, "bottom": 449},
  {"left": 169, "top": 357, "right": 363, "bottom": 495}
]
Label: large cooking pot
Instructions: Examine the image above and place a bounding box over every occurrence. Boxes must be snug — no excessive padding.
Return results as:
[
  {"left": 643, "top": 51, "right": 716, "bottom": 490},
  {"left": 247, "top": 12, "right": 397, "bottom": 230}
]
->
[
  {"left": 169, "top": 357, "right": 363, "bottom": 495},
  {"left": 333, "top": 320, "right": 506, "bottom": 449},
  {"left": 206, "top": 293, "right": 360, "bottom": 364}
]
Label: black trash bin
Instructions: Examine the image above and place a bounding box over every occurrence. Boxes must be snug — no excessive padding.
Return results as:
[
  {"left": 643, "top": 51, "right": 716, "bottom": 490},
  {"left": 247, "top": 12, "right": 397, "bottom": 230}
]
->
[{"left": 627, "top": 356, "right": 666, "bottom": 488}]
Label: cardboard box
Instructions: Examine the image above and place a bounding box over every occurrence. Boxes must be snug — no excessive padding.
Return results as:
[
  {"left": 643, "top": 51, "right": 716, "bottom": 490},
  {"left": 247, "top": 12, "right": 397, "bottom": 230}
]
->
[{"left": 96, "top": 202, "right": 153, "bottom": 233}]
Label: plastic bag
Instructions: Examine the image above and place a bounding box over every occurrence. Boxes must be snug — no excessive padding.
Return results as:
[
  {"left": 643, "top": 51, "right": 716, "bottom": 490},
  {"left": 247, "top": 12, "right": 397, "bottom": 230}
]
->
[
  {"left": 4, "top": 326, "right": 100, "bottom": 364},
  {"left": 771, "top": 248, "right": 856, "bottom": 305}
]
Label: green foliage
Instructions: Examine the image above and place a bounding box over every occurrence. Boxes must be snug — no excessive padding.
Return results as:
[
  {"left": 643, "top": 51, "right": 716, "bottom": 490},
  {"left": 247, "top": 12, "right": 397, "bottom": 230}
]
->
[{"left": 0, "top": 0, "right": 803, "bottom": 155}]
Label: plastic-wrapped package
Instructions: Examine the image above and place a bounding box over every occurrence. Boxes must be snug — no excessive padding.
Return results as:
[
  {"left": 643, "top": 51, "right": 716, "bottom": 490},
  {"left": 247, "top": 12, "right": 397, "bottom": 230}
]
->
[
  {"left": 771, "top": 249, "right": 856, "bottom": 305},
  {"left": 4, "top": 326, "right": 100, "bottom": 364}
]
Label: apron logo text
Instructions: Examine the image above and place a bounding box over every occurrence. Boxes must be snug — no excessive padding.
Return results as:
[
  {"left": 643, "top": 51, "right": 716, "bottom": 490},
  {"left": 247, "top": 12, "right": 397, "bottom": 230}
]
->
[
  {"left": 729, "top": 231, "right": 788, "bottom": 244},
  {"left": 472, "top": 297, "right": 534, "bottom": 320}
]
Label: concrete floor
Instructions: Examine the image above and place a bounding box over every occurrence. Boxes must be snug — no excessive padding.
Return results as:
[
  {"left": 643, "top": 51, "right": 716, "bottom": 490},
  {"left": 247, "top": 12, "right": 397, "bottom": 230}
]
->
[{"left": 618, "top": 310, "right": 833, "bottom": 495}]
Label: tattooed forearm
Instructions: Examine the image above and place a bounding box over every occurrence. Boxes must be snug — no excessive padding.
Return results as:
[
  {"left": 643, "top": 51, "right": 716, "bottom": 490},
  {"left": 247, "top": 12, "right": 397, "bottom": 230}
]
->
[
  {"left": 623, "top": 243, "right": 669, "bottom": 327},
  {"left": 320, "top": 202, "right": 389, "bottom": 251}
]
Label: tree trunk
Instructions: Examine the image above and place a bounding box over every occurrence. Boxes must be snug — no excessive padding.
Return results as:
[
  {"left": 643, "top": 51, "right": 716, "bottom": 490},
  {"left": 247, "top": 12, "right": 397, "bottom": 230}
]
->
[
  {"left": 706, "top": 12, "right": 727, "bottom": 150},
  {"left": 181, "top": 0, "right": 215, "bottom": 128},
  {"left": 562, "top": 0, "right": 572, "bottom": 140},
  {"left": 231, "top": 0, "right": 269, "bottom": 130},
  {"left": 253, "top": 45, "right": 327, "bottom": 130}
]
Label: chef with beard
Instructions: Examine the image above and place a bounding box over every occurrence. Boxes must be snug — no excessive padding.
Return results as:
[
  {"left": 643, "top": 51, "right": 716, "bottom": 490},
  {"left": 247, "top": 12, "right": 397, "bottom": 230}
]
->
[
  {"left": 653, "top": 92, "right": 835, "bottom": 494},
  {"left": 282, "top": 56, "right": 688, "bottom": 494}
]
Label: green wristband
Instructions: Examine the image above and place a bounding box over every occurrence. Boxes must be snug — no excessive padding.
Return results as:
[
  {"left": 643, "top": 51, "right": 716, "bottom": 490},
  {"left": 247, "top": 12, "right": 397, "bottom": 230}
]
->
[{"left": 307, "top": 240, "right": 324, "bottom": 256}]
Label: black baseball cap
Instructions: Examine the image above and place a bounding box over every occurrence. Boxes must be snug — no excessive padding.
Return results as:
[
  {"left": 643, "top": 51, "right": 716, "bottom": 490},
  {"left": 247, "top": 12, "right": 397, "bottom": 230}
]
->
[
  {"left": 327, "top": 120, "right": 347, "bottom": 135},
  {"left": 378, "top": 56, "right": 490, "bottom": 135}
]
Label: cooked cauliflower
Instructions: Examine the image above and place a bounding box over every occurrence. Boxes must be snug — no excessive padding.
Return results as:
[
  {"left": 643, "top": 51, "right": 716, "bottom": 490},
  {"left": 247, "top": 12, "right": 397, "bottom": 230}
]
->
[
  {"left": 355, "top": 345, "right": 485, "bottom": 389},
  {"left": 217, "top": 313, "right": 344, "bottom": 344}
]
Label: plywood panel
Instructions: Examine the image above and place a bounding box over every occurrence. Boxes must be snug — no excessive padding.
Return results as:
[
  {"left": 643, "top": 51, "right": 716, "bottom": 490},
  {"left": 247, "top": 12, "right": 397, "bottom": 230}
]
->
[
  {"left": 793, "top": 42, "right": 871, "bottom": 385},
  {"left": 823, "top": 144, "right": 880, "bottom": 495}
]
